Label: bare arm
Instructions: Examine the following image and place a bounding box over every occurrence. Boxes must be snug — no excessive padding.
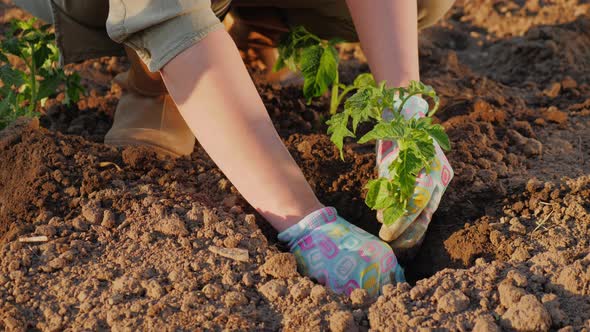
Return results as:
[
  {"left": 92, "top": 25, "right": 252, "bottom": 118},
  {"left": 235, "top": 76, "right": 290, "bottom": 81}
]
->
[
  {"left": 160, "top": 29, "right": 322, "bottom": 231},
  {"left": 345, "top": 0, "right": 420, "bottom": 87}
]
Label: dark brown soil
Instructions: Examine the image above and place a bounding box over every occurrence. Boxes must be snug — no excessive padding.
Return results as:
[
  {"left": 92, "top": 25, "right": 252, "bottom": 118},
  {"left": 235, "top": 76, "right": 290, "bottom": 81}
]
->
[{"left": 1, "top": 0, "right": 589, "bottom": 331}]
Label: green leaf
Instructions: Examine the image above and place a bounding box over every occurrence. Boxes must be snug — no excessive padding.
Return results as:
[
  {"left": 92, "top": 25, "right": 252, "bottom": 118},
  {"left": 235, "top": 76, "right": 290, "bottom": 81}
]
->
[
  {"left": 357, "top": 121, "right": 404, "bottom": 144},
  {"left": 64, "top": 72, "right": 84, "bottom": 105},
  {"left": 326, "top": 111, "right": 354, "bottom": 159},
  {"left": 392, "top": 148, "right": 422, "bottom": 199},
  {"left": 382, "top": 203, "right": 405, "bottom": 226},
  {"left": 0, "top": 65, "right": 25, "bottom": 88},
  {"left": 425, "top": 124, "right": 451, "bottom": 151},
  {"left": 408, "top": 130, "right": 436, "bottom": 164},
  {"left": 36, "top": 73, "right": 62, "bottom": 101},
  {"left": 353, "top": 73, "right": 376, "bottom": 89},
  {"left": 33, "top": 43, "right": 52, "bottom": 70},
  {"left": 365, "top": 178, "right": 395, "bottom": 210},
  {"left": 274, "top": 26, "right": 321, "bottom": 72},
  {"left": 344, "top": 87, "right": 382, "bottom": 132},
  {"left": 301, "top": 44, "right": 338, "bottom": 101},
  {"left": 0, "top": 52, "right": 8, "bottom": 63}
]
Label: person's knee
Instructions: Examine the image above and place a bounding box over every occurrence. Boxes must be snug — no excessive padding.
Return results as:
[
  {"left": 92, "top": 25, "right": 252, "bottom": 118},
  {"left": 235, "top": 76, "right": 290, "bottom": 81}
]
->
[
  {"left": 52, "top": 0, "right": 109, "bottom": 28},
  {"left": 417, "top": 0, "right": 456, "bottom": 30}
]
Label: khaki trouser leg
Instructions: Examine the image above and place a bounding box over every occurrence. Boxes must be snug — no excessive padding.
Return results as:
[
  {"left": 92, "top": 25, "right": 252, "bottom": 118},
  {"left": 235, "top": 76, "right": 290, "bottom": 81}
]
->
[{"left": 231, "top": 0, "right": 456, "bottom": 44}]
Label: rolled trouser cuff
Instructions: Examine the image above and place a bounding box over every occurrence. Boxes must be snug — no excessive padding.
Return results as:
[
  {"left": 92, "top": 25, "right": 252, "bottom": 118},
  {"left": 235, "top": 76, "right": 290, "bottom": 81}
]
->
[{"left": 107, "top": 1, "right": 224, "bottom": 72}]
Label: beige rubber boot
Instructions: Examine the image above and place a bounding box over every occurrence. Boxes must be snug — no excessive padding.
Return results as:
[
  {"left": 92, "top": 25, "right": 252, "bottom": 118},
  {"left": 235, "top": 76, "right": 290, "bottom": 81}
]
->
[{"left": 104, "top": 48, "right": 196, "bottom": 157}]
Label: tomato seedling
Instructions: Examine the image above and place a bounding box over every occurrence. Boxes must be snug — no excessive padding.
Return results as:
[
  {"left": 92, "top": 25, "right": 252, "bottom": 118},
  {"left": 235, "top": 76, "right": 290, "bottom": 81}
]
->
[
  {"left": 277, "top": 26, "right": 451, "bottom": 226},
  {"left": 0, "top": 18, "right": 84, "bottom": 129},
  {"left": 275, "top": 26, "right": 371, "bottom": 115},
  {"left": 327, "top": 80, "right": 450, "bottom": 226}
]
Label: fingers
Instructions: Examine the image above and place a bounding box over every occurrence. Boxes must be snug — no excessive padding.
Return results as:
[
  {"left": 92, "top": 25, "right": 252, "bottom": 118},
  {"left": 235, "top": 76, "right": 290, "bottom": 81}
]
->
[
  {"left": 389, "top": 185, "right": 442, "bottom": 250},
  {"left": 378, "top": 142, "right": 453, "bottom": 242},
  {"left": 378, "top": 171, "right": 436, "bottom": 241},
  {"left": 388, "top": 146, "right": 454, "bottom": 249}
]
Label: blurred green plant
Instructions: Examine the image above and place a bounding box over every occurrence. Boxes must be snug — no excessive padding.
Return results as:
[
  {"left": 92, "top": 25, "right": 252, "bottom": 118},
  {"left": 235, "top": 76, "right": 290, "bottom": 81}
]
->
[{"left": 0, "top": 18, "right": 84, "bottom": 129}]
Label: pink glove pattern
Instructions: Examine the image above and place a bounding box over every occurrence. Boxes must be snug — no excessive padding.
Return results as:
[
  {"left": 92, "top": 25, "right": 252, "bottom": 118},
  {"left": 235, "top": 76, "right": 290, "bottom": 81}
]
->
[{"left": 278, "top": 207, "right": 405, "bottom": 297}]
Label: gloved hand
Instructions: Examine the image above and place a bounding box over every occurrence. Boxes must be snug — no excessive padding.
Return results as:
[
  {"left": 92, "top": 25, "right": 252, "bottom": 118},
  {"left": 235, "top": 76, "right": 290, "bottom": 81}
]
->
[
  {"left": 278, "top": 207, "right": 405, "bottom": 297},
  {"left": 376, "top": 96, "right": 454, "bottom": 250}
]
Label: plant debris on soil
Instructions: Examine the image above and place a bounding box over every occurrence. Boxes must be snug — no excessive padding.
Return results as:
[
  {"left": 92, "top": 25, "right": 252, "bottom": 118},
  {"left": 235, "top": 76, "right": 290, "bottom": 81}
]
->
[{"left": 1, "top": 0, "right": 589, "bottom": 331}]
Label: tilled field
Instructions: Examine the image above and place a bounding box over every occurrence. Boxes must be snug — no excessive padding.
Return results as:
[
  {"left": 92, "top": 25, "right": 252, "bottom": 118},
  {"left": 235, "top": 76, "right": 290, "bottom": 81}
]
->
[{"left": 0, "top": 0, "right": 589, "bottom": 331}]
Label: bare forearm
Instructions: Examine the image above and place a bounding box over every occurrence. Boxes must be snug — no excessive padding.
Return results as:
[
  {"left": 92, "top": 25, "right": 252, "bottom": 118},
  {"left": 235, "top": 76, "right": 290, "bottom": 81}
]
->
[
  {"left": 160, "top": 29, "right": 321, "bottom": 231},
  {"left": 346, "top": 0, "right": 420, "bottom": 87}
]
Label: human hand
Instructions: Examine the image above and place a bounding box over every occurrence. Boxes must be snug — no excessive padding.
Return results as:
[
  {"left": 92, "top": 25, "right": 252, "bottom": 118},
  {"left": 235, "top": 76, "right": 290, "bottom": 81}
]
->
[
  {"left": 278, "top": 207, "right": 405, "bottom": 297},
  {"left": 376, "top": 96, "right": 454, "bottom": 250}
]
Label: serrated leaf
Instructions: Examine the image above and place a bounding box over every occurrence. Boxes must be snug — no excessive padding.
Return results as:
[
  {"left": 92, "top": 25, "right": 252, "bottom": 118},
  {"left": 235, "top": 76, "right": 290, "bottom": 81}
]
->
[
  {"left": 409, "top": 130, "right": 436, "bottom": 164},
  {"left": 0, "top": 65, "right": 25, "bottom": 88},
  {"left": 345, "top": 87, "right": 382, "bottom": 132},
  {"left": 36, "top": 73, "right": 62, "bottom": 101},
  {"left": 365, "top": 178, "right": 395, "bottom": 210},
  {"left": 425, "top": 124, "right": 451, "bottom": 151},
  {"left": 392, "top": 148, "right": 422, "bottom": 199},
  {"left": 353, "top": 73, "right": 375, "bottom": 88},
  {"left": 64, "top": 72, "right": 84, "bottom": 105},
  {"left": 33, "top": 43, "right": 52, "bottom": 70},
  {"left": 357, "top": 121, "right": 404, "bottom": 144},
  {"left": 275, "top": 26, "right": 320, "bottom": 73},
  {"left": 301, "top": 44, "right": 338, "bottom": 101},
  {"left": 326, "top": 112, "right": 354, "bottom": 159},
  {"left": 382, "top": 203, "right": 405, "bottom": 226}
]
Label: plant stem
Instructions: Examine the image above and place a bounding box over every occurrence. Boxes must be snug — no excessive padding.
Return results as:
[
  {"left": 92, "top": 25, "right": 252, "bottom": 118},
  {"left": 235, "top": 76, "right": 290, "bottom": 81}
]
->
[
  {"left": 330, "top": 71, "right": 340, "bottom": 115},
  {"left": 27, "top": 43, "right": 37, "bottom": 116}
]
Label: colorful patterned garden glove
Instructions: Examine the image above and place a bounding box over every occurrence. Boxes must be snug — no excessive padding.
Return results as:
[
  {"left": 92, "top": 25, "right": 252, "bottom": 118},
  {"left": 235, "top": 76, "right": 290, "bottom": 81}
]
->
[
  {"left": 376, "top": 96, "right": 454, "bottom": 250},
  {"left": 278, "top": 207, "right": 405, "bottom": 297}
]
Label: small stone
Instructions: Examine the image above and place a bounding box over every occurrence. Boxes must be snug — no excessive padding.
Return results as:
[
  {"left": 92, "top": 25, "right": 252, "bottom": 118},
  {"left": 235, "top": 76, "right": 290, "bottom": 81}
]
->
[
  {"left": 473, "top": 315, "right": 501, "bottom": 332},
  {"left": 3, "top": 316, "right": 25, "bottom": 331},
  {"left": 511, "top": 247, "right": 531, "bottom": 263},
  {"left": 350, "top": 288, "right": 368, "bottom": 306},
  {"left": 242, "top": 272, "right": 255, "bottom": 287},
  {"left": 47, "top": 257, "right": 66, "bottom": 270},
  {"left": 79, "top": 302, "right": 93, "bottom": 313},
  {"left": 499, "top": 283, "right": 527, "bottom": 309},
  {"left": 202, "top": 284, "right": 222, "bottom": 299},
  {"left": 155, "top": 215, "right": 189, "bottom": 237},
  {"left": 507, "top": 270, "right": 528, "bottom": 287},
  {"left": 35, "top": 225, "right": 56, "bottom": 237},
  {"left": 224, "top": 291, "right": 248, "bottom": 307},
  {"left": 509, "top": 219, "right": 527, "bottom": 235},
  {"left": 310, "top": 285, "right": 327, "bottom": 302},
  {"left": 543, "top": 106, "right": 568, "bottom": 124},
  {"left": 259, "top": 280, "right": 287, "bottom": 301},
  {"left": 542, "top": 82, "right": 561, "bottom": 98},
  {"left": 260, "top": 253, "right": 298, "bottom": 278},
  {"left": 81, "top": 204, "right": 104, "bottom": 224},
  {"left": 101, "top": 210, "right": 116, "bottom": 228},
  {"left": 410, "top": 285, "right": 427, "bottom": 300},
  {"left": 290, "top": 280, "right": 313, "bottom": 300},
  {"left": 501, "top": 295, "right": 552, "bottom": 331},
  {"left": 523, "top": 138, "right": 543, "bottom": 157},
  {"left": 144, "top": 280, "right": 166, "bottom": 299},
  {"left": 329, "top": 311, "right": 359, "bottom": 332},
  {"left": 437, "top": 290, "right": 470, "bottom": 313},
  {"left": 72, "top": 217, "right": 89, "bottom": 231},
  {"left": 561, "top": 76, "right": 577, "bottom": 89}
]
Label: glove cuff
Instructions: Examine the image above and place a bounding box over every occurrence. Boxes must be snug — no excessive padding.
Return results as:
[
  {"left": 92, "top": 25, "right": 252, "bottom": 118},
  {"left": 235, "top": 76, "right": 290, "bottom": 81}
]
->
[
  {"left": 382, "top": 95, "right": 429, "bottom": 122},
  {"left": 277, "top": 206, "right": 338, "bottom": 246}
]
